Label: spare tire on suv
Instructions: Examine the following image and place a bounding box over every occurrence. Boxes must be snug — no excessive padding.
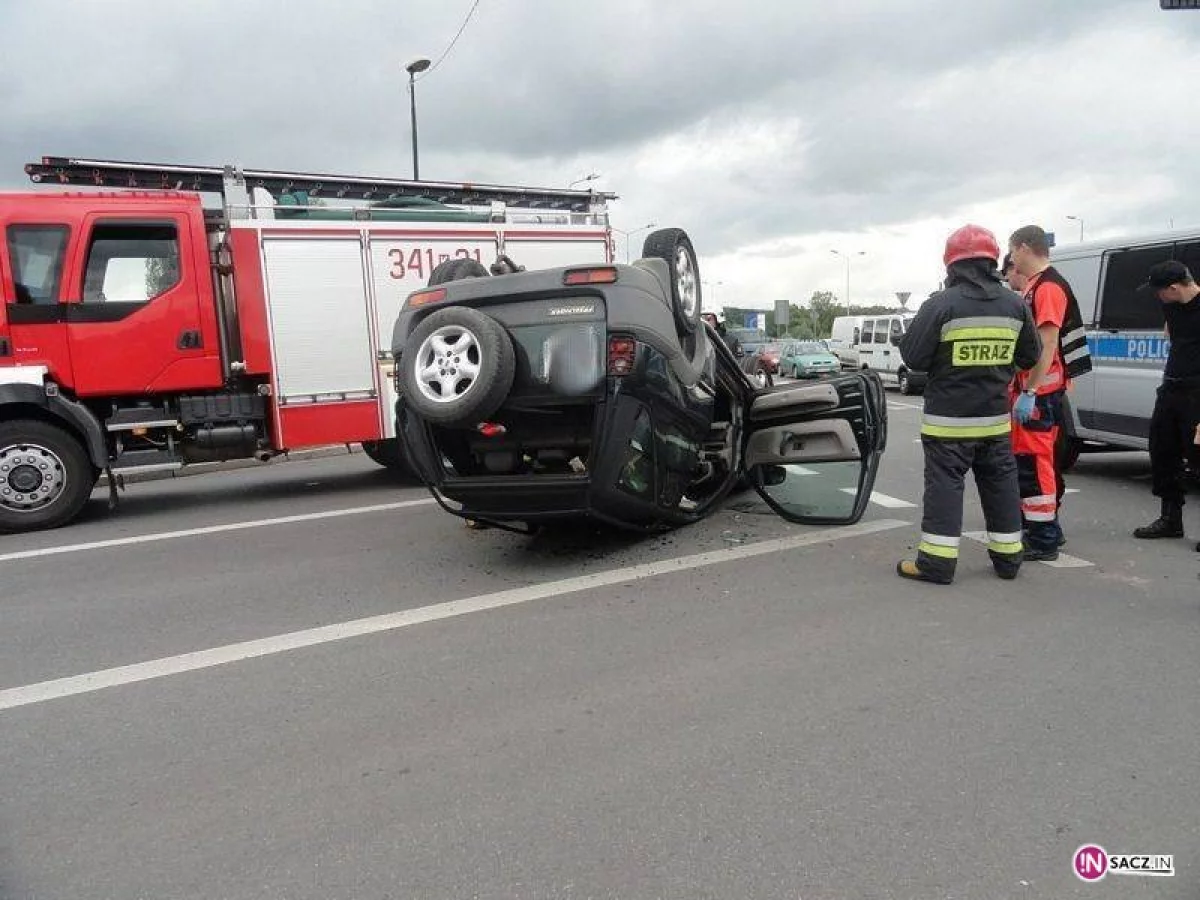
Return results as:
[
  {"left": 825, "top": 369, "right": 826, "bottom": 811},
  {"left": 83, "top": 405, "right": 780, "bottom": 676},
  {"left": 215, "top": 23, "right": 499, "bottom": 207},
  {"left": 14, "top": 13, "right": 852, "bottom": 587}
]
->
[
  {"left": 399, "top": 305, "right": 516, "bottom": 427},
  {"left": 641, "top": 227, "right": 702, "bottom": 339}
]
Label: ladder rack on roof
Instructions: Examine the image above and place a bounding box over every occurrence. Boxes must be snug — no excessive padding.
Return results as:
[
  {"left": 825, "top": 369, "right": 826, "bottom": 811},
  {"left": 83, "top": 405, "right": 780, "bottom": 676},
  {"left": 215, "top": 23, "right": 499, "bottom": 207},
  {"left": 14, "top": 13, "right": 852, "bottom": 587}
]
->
[{"left": 24, "top": 155, "right": 618, "bottom": 215}]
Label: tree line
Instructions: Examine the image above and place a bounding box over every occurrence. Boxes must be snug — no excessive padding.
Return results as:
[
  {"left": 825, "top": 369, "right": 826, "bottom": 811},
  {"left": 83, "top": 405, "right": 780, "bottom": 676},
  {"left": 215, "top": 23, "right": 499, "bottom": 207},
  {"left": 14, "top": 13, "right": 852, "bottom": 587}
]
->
[{"left": 721, "top": 291, "right": 910, "bottom": 340}]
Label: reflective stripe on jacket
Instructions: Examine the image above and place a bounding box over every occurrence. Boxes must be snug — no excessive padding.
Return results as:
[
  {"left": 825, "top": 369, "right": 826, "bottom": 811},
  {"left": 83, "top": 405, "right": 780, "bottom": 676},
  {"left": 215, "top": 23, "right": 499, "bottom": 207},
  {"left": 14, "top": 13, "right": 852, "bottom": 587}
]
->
[{"left": 899, "top": 261, "right": 1042, "bottom": 440}]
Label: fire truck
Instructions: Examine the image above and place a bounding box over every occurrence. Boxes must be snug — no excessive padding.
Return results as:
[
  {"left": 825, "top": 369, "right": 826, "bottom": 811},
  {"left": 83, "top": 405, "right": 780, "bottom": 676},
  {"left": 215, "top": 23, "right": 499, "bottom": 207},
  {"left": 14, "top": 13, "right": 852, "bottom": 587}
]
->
[{"left": 0, "top": 156, "right": 616, "bottom": 534}]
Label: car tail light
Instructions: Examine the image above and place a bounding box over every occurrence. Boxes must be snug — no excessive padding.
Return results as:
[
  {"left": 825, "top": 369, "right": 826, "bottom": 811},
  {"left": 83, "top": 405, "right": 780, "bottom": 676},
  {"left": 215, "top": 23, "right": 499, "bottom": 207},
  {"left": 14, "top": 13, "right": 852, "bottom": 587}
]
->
[
  {"left": 563, "top": 266, "right": 618, "bottom": 285},
  {"left": 477, "top": 422, "right": 506, "bottom": 437},
  {"left": 407, "top": 287, "right": 446, "bottom": 308},
  {"left": 608, "top": 336, "right": 637, "bottom": 375}
]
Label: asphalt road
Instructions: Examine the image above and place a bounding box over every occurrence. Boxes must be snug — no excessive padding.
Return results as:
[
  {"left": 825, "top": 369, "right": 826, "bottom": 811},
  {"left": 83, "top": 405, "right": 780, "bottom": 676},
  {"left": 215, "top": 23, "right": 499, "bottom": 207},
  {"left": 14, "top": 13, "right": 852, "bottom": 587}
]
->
[{"left": 2, "top": 392, "right": 1198, "bottom": 900}]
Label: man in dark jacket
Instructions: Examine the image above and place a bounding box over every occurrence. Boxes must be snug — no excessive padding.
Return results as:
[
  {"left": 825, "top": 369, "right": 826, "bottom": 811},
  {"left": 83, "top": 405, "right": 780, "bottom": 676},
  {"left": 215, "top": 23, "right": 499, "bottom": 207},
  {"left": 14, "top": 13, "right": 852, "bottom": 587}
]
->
[
  {"left": 1131, "top": 260, "right": 1200, "bottom": 547},
  {"left": 896, "top": 224, "right": 1042, "bottom": 584},
  {"left": 703, "top": 312, "right": 742, "bottom": 357}
]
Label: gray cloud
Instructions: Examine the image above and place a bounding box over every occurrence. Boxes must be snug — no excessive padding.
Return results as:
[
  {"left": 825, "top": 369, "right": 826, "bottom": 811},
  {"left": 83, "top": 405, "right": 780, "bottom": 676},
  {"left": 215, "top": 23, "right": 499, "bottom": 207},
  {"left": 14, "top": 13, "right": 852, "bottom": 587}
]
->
[{"left": 3, "top": 0, "right": 1200, "bottom": 303}]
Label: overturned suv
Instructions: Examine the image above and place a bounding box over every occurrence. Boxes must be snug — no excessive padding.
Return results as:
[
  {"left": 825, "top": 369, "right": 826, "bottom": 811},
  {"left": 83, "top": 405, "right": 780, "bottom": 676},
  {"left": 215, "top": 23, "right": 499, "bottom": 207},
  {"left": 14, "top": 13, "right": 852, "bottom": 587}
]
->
[{"left": 390, "top": 228, "right": 888, "bottom": 535}]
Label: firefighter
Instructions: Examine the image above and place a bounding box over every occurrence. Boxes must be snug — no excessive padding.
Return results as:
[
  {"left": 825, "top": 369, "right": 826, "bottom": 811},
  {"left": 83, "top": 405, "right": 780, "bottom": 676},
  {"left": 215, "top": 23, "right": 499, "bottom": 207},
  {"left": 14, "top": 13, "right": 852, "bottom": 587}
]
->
[
  {"left": 896, "top": 224, "right": 1042, "bottom": 584},
  {"left": 1007, "top": 225, "right": 1092, "bottom": 560}
]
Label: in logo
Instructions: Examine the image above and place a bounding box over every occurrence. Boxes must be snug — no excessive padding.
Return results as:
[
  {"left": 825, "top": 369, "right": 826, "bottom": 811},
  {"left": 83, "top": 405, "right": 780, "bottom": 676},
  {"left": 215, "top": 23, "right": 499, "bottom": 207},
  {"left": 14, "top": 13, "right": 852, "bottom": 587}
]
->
[
  {"left": 1074, "top": 844, "right": 1108, "bottom": 882},
  {"left": 1073, "top": 844, "right": 1174, "bottom": 881}
]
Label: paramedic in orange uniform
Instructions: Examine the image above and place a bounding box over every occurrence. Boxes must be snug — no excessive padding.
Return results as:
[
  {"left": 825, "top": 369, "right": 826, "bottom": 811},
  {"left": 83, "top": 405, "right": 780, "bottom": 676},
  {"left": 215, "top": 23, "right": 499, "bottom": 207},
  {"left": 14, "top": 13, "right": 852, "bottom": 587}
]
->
[{"left": 1007, "top": 225, "right": 1093, "bottom": 561}]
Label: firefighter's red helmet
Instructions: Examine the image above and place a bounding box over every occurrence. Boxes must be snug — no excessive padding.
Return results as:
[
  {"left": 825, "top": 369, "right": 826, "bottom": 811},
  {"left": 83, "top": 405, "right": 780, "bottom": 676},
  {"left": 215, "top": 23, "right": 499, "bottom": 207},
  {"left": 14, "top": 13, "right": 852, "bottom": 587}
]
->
[{"left": 943, "top": 224, "right": 1001, "bottom": 267}]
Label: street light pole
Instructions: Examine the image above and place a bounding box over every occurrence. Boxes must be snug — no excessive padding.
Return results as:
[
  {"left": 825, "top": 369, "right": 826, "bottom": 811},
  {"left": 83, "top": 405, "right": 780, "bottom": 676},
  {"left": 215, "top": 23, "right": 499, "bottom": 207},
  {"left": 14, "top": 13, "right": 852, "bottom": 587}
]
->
[
  {"left": 612, "top": 222, "right": 656, "bottom": 262},
  {"left": 1067, "top": 215, "right": 1084, "bottom": 242},
  {"left": 702, "top": 280, "right": 723, "bottom": 310},
  {"left": 831, "top": 249, "right": 865, "bottom": 317},
  {"left": 405, "top": 58, "right": 431, "bottom": 180}
]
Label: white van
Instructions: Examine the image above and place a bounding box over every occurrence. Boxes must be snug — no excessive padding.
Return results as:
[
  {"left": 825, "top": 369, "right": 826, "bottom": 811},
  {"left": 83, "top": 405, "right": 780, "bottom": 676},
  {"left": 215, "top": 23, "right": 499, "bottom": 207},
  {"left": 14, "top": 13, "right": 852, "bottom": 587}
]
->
[
  {"left": 1047, "top": 225, "right": 1200, "bottom": 468},
  {"left": 828, "top": 315, "right": 864, "bottom": 368},
  {"left": 831, "top": 313, "right": 924, "bottom": 394}
]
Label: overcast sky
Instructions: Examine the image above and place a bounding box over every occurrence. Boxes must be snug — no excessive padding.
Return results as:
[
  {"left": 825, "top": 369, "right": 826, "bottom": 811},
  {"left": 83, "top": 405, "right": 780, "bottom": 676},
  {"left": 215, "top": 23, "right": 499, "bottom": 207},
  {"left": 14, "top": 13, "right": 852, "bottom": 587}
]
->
[{"left": 4, "top": 0, "right": 1200, "bottom": 312}]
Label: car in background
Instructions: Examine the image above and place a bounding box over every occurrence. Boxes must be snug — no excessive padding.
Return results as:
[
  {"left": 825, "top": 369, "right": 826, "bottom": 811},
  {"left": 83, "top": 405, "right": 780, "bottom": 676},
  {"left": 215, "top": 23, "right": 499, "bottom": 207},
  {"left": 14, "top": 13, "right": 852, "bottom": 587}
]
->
[
  {"left": 778, "top": 340, "right": 842, "bottom": 379},
  {"left": 726, "top": 326, "right": 770, "bottom": 358},
  {"left": 759, "top": 342, "right": 783, "bottom": 374}
]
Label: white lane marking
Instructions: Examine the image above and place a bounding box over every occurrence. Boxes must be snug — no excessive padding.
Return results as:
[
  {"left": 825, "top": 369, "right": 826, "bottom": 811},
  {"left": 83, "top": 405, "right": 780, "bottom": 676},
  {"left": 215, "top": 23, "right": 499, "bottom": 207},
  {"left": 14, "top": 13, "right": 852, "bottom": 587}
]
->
[
  {"left": 1064, "top": 488, "right": 1081, "bottom": 494},
  {"left": 786, "top": 465, "right": 819, "bottom": 476},
  {"left": 962, "top": 531, "right": 1094, "bottom": 568},
  {"left": 0, "top": 519, "right": 909, "bottom": 712},
  {"left": 841, "top": 489, "right": 918, "bottom": 509},
  {"left": 888, "top": 401, "right": 923, "bottom": 411},
  {"left": 0, "top": 498, "right": 438, "bottom": 564}
]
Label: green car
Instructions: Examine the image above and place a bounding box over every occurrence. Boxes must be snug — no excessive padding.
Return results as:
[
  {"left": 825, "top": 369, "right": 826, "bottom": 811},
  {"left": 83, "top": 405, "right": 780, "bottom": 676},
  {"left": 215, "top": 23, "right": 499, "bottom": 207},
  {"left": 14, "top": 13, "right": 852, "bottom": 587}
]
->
[{"left": 778, "top": 340, "right": 842, "bottom": 379}]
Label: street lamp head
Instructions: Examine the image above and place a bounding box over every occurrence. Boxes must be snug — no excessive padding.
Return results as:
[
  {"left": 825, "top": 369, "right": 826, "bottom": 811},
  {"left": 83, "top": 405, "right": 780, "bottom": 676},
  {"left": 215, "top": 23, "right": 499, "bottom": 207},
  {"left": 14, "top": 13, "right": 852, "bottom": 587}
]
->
[{"left": 406, "top": 58, "right": 432, "bottom": 75}]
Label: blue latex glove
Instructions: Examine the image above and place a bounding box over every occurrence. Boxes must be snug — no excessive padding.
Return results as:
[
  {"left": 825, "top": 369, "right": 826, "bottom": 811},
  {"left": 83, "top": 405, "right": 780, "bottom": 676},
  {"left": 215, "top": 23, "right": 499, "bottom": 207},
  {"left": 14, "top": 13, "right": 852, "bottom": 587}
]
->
[{"left": 1013, "top": 391, "right": 1037, "bottom": 424}]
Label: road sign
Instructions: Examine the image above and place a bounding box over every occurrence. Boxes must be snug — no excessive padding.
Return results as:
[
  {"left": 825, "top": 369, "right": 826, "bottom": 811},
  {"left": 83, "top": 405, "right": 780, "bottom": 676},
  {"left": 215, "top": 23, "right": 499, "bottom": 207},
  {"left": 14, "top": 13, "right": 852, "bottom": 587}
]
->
[
  {"left": 774, "top": 298, "right": 790, "bottom": 329},
  {"left": 896, "top": 292, "right": 911, "bottom": 309}
]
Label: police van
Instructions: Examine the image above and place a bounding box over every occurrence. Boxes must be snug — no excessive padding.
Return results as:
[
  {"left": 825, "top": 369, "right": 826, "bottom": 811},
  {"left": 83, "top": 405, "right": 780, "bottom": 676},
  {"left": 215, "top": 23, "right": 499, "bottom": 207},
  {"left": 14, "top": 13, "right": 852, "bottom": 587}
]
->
[{"left": 1049, "top": 225, "right": 1200, "bottom": 468}]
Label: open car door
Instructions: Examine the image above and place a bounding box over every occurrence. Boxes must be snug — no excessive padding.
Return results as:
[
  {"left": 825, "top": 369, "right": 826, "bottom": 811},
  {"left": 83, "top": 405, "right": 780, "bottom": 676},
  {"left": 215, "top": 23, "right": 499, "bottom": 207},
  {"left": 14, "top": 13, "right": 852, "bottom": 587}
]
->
[{"left": 740, "top": 371, "right": 888, "bottom": 524}]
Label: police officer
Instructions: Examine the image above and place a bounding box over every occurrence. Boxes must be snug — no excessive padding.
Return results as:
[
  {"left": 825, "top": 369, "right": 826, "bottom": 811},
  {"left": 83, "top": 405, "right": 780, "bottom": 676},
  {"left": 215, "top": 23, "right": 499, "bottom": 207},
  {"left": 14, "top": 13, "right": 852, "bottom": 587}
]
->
[
  {"left": 1001, "top": 253, "right": 1027, "bottom": 294},
  {"left": 1132, "top": 260, "right": 1200, "bottom": 547},
  {"left": 896, "top": 225, "right": 1042, "bottom": 584}
]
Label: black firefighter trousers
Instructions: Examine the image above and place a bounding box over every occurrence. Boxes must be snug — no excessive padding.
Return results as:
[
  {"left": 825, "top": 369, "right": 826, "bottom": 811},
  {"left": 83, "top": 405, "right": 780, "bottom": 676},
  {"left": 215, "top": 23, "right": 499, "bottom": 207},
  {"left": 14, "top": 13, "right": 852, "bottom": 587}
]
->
[{"left": 916, "top": 435, "right": 1025, "bottom": 583}]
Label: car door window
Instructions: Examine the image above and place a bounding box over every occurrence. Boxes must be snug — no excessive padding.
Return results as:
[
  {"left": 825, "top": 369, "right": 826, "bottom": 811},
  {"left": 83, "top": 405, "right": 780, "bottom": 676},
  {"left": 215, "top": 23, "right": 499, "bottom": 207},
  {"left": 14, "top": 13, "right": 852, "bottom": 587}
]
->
[
  {"left": 890, "top": 318, "right": 903, "bottom": 344},
  {"left": 1098, "top": 244, "right": 1173, "bottom": 330},
  {"left": 1173, "top": 239, "right": 1200, "bottom": 285},
  {"left": 81, "top": 222, "right": 181, "bottom": 305},
  {"left": 7, "top": 225, "right": 69, "bottom": 305},
  {"left": 861, "top": 320, "right": 875, "bottom": 344}
]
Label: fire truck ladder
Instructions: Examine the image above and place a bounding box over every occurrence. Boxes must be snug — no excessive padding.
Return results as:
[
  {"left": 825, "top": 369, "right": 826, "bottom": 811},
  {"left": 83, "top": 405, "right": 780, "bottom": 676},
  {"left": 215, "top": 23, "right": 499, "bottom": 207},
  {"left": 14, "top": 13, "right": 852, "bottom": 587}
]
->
[{"left": 25, "top": 155, "right": 618, "bottom": 217}]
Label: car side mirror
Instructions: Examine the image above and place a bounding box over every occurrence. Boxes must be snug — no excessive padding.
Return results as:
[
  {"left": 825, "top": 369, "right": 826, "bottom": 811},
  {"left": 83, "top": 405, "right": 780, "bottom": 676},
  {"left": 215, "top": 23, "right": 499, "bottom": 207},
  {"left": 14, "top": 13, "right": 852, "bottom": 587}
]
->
[{"left": 759, "top": 464, "right": 788, "bottom": 487}]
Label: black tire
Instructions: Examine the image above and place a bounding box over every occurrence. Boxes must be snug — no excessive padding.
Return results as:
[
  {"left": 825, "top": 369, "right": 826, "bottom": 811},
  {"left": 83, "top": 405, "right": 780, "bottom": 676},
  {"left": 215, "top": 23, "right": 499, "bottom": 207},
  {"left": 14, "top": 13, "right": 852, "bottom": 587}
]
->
[
  {"left": 428, "top": 257, "right": 490, "bottom": 286},
  {"left": 898, "top": 369, "right": 914, "bottom": 395},
  {"left": 360, "top": 438, "right": 413, "bottom": 474},
  {"left": 0, "top": 419, "right": 95, "bottom": 534},
  {"left": 641, "top": 227, "right": 702, "bottom": 339},
  {"left": 399, "top": 306, "right": 515, "bottom": 427}
]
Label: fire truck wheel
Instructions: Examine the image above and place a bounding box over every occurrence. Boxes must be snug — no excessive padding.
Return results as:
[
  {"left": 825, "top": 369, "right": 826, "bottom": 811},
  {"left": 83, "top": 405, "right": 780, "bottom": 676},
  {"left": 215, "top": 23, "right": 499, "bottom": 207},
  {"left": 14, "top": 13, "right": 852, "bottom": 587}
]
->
[
  {"left": 360, "top": 438, "right": 413, "bottom": 474},
  {"left": 428, "top": 258, "right": 490, "bottom": 285},
  {"left": 0, "top": 419, "right": 95, "bottom": 534},
  {"left": 641, "top": 228, "right": 702, "bottom": 339},
  {"left": 400, "top": 306, "right": 515, "bottom": 427}
]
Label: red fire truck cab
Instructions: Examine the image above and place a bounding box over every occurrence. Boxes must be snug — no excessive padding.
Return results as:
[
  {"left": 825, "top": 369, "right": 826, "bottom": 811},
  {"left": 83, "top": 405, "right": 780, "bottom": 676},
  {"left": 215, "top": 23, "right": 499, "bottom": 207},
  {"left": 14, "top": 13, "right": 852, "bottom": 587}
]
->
[{"left": 0, "top": 156, "right": 615, "bottom": 534}]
